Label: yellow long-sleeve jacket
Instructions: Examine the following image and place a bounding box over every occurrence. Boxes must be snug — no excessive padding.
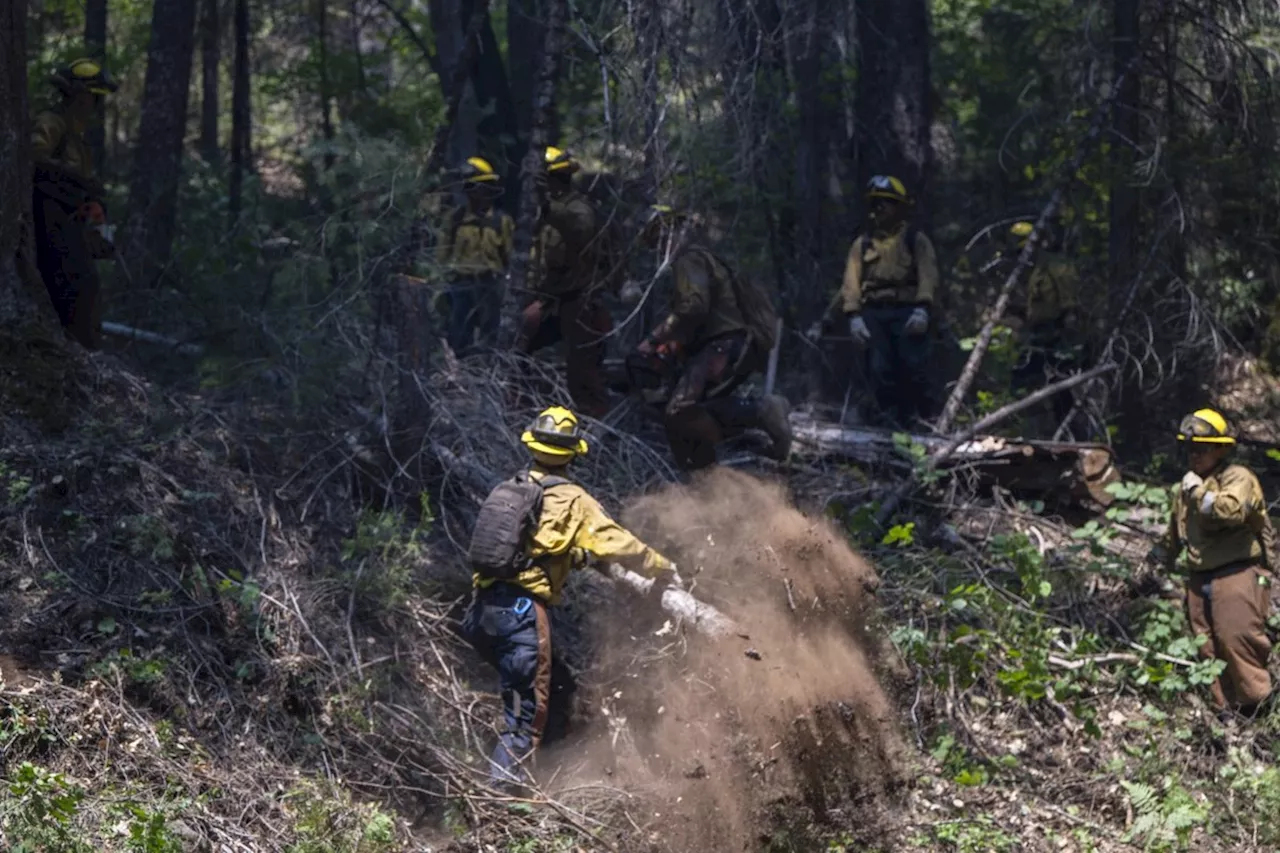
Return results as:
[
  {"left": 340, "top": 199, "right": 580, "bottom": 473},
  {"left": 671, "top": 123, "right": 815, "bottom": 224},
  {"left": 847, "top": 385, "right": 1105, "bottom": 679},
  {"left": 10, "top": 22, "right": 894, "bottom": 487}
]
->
[
  {"left": 1160, "top": 463, "right": 1274, "bottom": 575},
  {"left": 533, "top": 191, "right": 598, "bottom": 297},
  {"left": 839, "top": 223, "right": 939, "bottom": 314},
  {"left": 32, "top": 110, "right": 94, "bottom": 181},
  {"left": 473, "top": 466, "right": 674, "bottom": 604},
  {"left": 651, "top": 245, "right": 747, "bottom": 347},
  {"left": 437, "top": 205, "right": 514, "bottom": 277},
  {"left": 1021, "top": 252, "right": 1080, "bottom": 327}
]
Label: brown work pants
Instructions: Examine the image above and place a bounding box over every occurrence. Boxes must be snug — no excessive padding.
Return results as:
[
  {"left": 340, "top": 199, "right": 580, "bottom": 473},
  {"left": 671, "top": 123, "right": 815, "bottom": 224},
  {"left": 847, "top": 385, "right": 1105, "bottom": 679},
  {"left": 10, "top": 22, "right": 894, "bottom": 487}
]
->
[
  {"left": 1185, "top": 563, "right": 1273, "bottom": 711},
  {"left": 517, "top": 293, "right": 612, "bottom": 417},
  {"left": 664, "top": 332, "right": 761, "bottom": 470}
]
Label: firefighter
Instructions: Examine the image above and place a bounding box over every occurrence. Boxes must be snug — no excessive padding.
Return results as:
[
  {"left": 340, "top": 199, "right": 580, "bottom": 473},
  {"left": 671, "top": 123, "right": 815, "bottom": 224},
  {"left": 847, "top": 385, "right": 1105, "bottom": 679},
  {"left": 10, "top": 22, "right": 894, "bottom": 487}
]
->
[
  {"left": 462, "top": 406, "right": 682, "bottom": 786},
  {"left": 833, "top": 175, "right": 940, "bottom": 427},
  {"left": 31, "top": 58, "right": 118, "bottom": 349},
  {"left": 633, "top": 205, "right": 792, "bottom": 471},
  {"left": 1153, "top": 409, "right": 1276, "bottom": 717},
  {"left": 515, "top": 147, "right": 613, "bottom": 417},
  {"left": 436, "top": 157, "right": 514, "bottom": 354},
  {"left": 1006, "top": 221, "right": 1083, "bottom": 430}
]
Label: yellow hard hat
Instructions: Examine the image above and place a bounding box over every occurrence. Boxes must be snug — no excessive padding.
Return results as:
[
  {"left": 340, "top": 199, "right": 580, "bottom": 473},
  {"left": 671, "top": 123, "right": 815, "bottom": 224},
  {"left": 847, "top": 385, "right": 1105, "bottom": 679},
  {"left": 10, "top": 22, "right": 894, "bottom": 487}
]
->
[
  {"left": 461, "top": 156, "right": 500, "bottom": 184},
  {"left": 1010, "top": 221, "right": 1034, "bottom": 238},
  {"left": 1177, "top": 408, "right": 1235, "bottom": 445},
  {"left": 545, "top": 146, "right": 579, "bottom": 174},
  {"left": 53, "top": 58, "right": 118, "bottom": 96},
  {"left": 521, "top": 405, "right": 589, "bottom": 461},
  {"left": 865, "top": 174, "right": 910, "bottom": 204}
]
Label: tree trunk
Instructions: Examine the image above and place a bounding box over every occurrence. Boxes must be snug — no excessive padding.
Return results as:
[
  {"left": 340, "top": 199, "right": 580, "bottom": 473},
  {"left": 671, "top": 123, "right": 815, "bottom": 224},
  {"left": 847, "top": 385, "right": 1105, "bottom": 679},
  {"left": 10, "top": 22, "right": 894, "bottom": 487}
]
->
[
  {"left": 84, "top": 0, "right": 108, "bottom": 178},
  {"left": 228, "top": 0, "right": 251, "bottom": 221},
  {"left": 124, "top": 0, "right": 199, "bottom": 291},
  {"left": 1108, "top": 0, "right": 1140, "bottom": 316},
  {"left": 472, "top": 6, "right": 518, "bottom": 172},
  {"left": 855, "top": 0, "right": 932, "bottom": 227},
  {"left": 632, "top": 0, "right": 661, "bottom": 205},
  {"left": 505, "top": 0, "right": 545, "bottom": 205},
  {"left": 502, "top": 0, "right": 567, "bottom": 339},
  {"left": 200, "top": 0, "right": 221, "bottom": 165},
  {"left": 792, "top": 0, "right": 831, "bottom": 317},
  {"left": 317, "top": 0, "right": 335, "bottom": 171}
]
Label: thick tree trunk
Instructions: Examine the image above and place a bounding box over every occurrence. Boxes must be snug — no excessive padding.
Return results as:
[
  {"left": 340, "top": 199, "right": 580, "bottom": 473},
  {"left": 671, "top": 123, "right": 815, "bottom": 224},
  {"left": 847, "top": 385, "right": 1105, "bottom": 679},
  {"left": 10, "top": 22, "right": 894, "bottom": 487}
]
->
[
  {"left": 1108, "top": 0, "right": 1140, "bottom": 316},
  {"left": 855, "top": 0, "right": 932, "bottom": 227},
  {"left": 473, "top": 7, "right": 518, "bottom": 173},
  {"left": 124, "top": 0, "right": 199, "bottom": 290},
  {"left": 505, "top": 0, "right": 545, "bottom": 205},
  {"left": 633, "top": 0, "right": 661, "bottom": 204},
  {"left": 84, "top": 0, "right": 108, "bottom": 178},
  {"left": 501, "top": 0, "right": 567, "bottom": 339},
  {"left": 228, "top": 0, "right": 251, "bottom": 220},
  {"left": 792, "top": 0, "right": 831, "bottom": 318},
  {"left": 200, "top": 0, "right": 221, "bottom": 165}
]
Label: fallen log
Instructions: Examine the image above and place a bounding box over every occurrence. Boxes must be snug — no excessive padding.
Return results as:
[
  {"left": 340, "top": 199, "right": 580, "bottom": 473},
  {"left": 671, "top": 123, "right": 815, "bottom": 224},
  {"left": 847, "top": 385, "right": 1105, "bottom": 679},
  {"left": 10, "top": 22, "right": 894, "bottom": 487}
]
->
[
  {"left": 101, "top": 322, "right": 203, "bottom": 355},
  {"left": 430, "top": 443, "right": 739, "bottom": 638},
  {"left": 789, "top": 413, "right": 1120, "bottom": 508}
]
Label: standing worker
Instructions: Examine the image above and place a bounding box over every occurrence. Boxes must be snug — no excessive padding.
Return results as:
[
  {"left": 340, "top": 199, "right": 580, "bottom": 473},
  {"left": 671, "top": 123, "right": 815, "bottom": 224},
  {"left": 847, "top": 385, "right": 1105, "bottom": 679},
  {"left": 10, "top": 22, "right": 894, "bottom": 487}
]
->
[
  {"left": 515, "top": 148, "right": 613, "bottom": 417},
  {"left": 31, "top": 59, "right": 118, "bottom": 350},
  {"left": 632, "top": 205, "right": 792, "bottom": 471},
  {"left": 822, "top": 175, "right": 940, "bottom": 427},
  {"left": 1153, "top": 408, "right": 1276, "bottom": 717},
  {"left": 463, "top": 406, "right": 683, "bottom": 787},
  {"left": 436, "top": 157, "right": 514, "bottom": 354},
  {"left": 1006, "top": 221, "right": 1083, "bottom": 432}
]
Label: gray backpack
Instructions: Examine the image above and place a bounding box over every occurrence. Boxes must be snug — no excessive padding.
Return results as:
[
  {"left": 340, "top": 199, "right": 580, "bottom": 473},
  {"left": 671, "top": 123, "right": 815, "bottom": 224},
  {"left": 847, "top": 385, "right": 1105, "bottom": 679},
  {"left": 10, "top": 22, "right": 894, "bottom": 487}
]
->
[{"left": 468, "top": 470, "right": 569, "bottom": 580}]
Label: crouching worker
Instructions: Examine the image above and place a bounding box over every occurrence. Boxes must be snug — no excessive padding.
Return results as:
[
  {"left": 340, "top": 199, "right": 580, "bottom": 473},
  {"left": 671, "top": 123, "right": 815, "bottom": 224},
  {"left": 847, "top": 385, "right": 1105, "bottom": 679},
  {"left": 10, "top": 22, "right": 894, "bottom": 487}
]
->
[
  {"left": 462, "top": 406, "right": 683, "bottom": 787},
  {"left": 1152, "top": 408, "right": 1277, "bottom": 717},
  {"left": 633, "top": 205, "right": 792, "bottom": 471}
]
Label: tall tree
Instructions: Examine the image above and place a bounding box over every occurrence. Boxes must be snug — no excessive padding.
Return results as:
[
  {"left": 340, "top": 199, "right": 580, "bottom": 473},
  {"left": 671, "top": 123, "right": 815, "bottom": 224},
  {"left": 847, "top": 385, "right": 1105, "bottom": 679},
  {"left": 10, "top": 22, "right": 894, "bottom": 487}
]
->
[
  {"left": 123, "top": 0, "right": 199, "bottom": 289},
  {"left": 855, "top": 0, "right": 933, "bottom": 226},
  {"left": 1108, "top": 0, "right": 1141, "bottom": 315},
  {"left": 792, "top": 0, "right": 833, "bottom": 315},
  {"left": 84, "top": 0, "right": 108, "bottom": 176},
  {"left": 316, "top": 0, "right": 336, "bottom": 171},
  {"left": 228, "top": 0, "right": 251, "bottom": 219},
  {"left": 0, "top": 0, "right": 42, "bottom": 330},
  {"left": 200, "top": 0, "right": 221, "bottom": 165}
]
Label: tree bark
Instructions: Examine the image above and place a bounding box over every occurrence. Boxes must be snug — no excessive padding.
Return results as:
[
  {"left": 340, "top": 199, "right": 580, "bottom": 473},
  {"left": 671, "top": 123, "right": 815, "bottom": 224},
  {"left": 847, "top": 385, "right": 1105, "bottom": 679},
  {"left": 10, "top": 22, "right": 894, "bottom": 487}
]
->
[
  {"left": 473, "top": 6, "right": 518, "bottom": 173},
  {"left": 317, "top": 0, "right": 335, "bottom": 171},
  {"left": 1108, "top": 0, "right": 1140, "bottom": 317},
  {"left": 228, "top": 0, "right": 251, "bottom": 220},
  {"left": 792, "top": 0, "right": 830, "bottom": 318},
  {"left": 124, "top": 0, "right": 199, "bottom": 290},
  {"left": 200, "top": 0, "right": 221, "bottom": 166},
  {"left": 84, "top": 0, "right": 108, "bottom": 177},
  {"left": 505, "top": 0, "right": 545, "bottom": 205},
  {"left": 501, "top": 0, "right": 566, "bottom": 340},
  {"left": 423, "top": 0, "right": 490, "bottom": 177},
  {"left": 633, "top": 0, "right": 661, "bottom": 205},
  {"left": 0, "top": 0, "right": 41, "bottom": 329},
  {"left": 854, "top": 0, "right": 932, "bottom": 227}
]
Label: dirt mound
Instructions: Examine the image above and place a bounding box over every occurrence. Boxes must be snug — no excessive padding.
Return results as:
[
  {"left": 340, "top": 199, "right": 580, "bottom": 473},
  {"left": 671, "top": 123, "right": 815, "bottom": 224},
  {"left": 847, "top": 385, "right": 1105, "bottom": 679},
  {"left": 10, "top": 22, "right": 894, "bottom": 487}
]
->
[{"left": 548, "top": 469, "right": 908, "bottom": 851}]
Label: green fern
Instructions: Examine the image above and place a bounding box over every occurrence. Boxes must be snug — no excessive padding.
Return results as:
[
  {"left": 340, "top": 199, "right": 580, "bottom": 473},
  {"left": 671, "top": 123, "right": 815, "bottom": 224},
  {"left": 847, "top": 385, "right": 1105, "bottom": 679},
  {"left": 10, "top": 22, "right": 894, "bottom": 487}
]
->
[{"left": 1122, "top": 779, "right": 1206, "bottom": 851}]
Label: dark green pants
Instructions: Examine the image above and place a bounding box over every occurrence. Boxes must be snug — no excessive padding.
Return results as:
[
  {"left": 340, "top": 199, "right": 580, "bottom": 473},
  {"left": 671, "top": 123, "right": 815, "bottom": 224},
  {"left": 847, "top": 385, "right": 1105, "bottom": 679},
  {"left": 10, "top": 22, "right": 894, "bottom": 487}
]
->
[{"left": 863, "top": 304, "right": 932, "bottom": 427}]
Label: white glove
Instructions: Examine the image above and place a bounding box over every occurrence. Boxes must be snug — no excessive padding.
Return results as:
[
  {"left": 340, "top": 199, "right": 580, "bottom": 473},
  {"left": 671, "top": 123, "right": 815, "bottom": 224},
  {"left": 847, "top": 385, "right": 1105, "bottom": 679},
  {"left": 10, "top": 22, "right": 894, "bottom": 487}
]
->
[
  {"left": 1181, "top": 471, "right": 1204, "bottom": 494},
  {"left": 805, "top": 322, "right": 823, "bottom": 342},
  {"left": 904, "top": 306, "right": 929, "bottom": 336},
  {"left": 848, "top": 315, "right": 871, "bottom": 348},
  {"left": 668, "top": 569, "right": 686, "bottom": 591},
  {"left": 1200, "top": 491, "right": 1217, "bottom": 515}
]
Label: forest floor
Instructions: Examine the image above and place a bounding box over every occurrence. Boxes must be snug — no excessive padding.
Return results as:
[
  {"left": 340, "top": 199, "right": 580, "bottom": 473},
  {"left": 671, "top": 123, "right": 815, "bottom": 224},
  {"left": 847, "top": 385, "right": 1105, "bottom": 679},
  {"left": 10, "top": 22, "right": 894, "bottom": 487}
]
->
[{"left": 2, "top": 344, "right": 1280, "bottom": 852}]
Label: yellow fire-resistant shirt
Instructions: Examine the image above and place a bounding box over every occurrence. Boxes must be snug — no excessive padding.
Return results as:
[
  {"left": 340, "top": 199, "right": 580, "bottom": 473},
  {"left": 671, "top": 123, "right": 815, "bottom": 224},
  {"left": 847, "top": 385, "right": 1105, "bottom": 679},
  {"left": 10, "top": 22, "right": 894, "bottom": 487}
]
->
[
  {"left": 533, "top": 191, "right": 598, "bottom": 297},
  {"left": 32, "top": 110, "right": 94, "bottom": 181},
  {"left": 840, "top": 223, "right": 939, "bottom": 314},
  {"left": 1160, "top": 463, "right": 1274, "bottom": 575},
  {"left": 473, "top": 466, "right": 674, "bottom": 604},
  {"left": 658, "top": 245, "right": 747, "bottom": 346},
  {"left": 1022, "top": 252, "right": 1080, "bottom": 327},
  {"left": 437, "top": 206, "right": 514, "bottom": 277}
]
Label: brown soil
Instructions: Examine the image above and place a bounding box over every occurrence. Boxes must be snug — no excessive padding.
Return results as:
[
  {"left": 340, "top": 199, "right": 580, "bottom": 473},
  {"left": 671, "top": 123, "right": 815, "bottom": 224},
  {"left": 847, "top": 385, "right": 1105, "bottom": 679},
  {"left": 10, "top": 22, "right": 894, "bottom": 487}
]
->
[{"left": 544, "top": 468, "right": 909, "bottom": 852}]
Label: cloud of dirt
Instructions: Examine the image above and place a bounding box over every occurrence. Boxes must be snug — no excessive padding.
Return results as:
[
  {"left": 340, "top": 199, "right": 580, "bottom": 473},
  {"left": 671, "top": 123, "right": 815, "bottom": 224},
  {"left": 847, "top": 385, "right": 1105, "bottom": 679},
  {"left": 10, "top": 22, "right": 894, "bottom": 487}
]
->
[{"left": 544, "top": 468, "right": 908, "bottom": 851}]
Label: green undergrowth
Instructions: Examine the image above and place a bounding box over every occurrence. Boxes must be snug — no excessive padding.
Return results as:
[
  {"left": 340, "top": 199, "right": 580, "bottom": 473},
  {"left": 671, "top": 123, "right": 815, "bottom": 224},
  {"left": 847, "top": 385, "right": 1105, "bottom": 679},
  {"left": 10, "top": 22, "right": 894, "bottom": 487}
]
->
[{"left": 833, "top": 452, "right": 1280, "bottom": 852}]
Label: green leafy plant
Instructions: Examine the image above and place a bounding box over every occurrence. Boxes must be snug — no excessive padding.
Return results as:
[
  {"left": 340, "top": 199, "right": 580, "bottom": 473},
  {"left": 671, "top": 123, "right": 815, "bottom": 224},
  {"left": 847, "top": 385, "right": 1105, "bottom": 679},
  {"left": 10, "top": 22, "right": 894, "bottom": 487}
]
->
[
  {"left": 1122, "top": 779, "right": 1207, "bottom": 851},
  {"left": 1, "top": 762, "right": 92, "bottom": 853}
]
